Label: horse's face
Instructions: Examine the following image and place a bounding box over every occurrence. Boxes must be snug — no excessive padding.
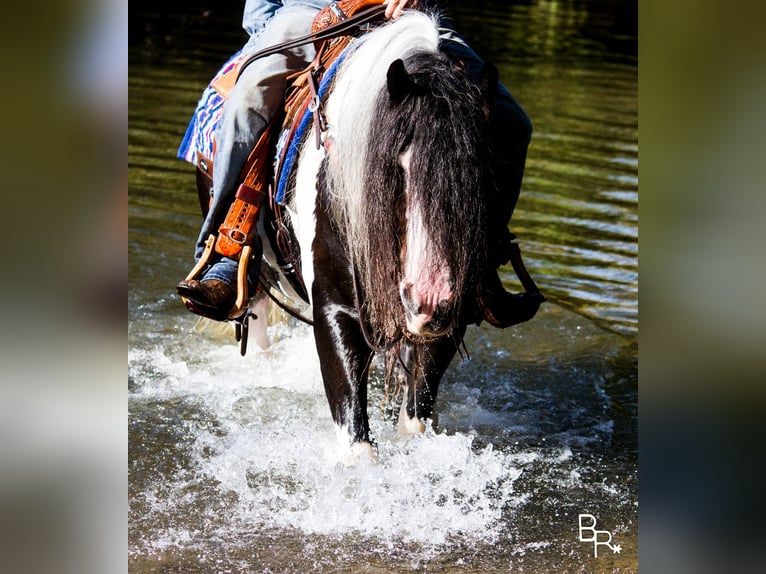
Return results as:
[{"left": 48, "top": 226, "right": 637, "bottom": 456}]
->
[
  {"left": 397, "top": 148, "right": 455, "bottom": 338},
  {"left": 385, "top": 57, "right": 495, "bottom": 340},
  {"left": 333, "top": 52, "right": 495, "bottom": 345}
]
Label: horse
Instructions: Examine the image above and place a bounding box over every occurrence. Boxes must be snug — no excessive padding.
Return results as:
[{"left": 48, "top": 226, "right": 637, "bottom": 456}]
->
[{"left": 257, "top": 11, "right": 500, "bottom": 465}]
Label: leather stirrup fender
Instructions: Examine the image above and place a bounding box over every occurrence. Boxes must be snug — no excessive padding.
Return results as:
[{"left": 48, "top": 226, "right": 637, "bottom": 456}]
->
[
  {"left": 214, "top": 184, "right": 267, "bottom": 258},
  {"left": 213, "top": 115, "right": 277, "bottom": 259}
]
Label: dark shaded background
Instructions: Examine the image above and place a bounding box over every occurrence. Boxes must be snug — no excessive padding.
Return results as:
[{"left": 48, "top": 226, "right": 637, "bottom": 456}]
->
[{"left": 0, "top": 0, "right": 762, "bottom": 573}]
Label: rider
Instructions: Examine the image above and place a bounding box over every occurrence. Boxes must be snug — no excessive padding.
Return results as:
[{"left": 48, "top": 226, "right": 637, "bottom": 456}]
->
[{"left": 176, "top": 0, "right": 543, "bottom": 326}]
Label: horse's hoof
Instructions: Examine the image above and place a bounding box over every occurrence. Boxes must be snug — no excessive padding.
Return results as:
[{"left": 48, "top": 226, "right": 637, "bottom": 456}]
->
[
  {"left": 398, "top": 414, "right": 426, "bottom": 435},
  {"left": 397, "top": 395, "right": 427, "bottom": 435},
  {"left": 338, "top": 441, "right": 379, "bottom": 467}
]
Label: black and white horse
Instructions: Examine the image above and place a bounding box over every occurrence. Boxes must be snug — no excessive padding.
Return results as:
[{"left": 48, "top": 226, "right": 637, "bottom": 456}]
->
[{"left": 267, "top": 12, "right": 499, "bottom": 464}]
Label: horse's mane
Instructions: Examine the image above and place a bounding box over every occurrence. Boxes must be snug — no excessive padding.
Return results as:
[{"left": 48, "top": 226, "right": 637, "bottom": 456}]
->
[
  {"left": 321, "top": 12, "right": 493, "bottom": 343},
  {"left": 323, "top": 12, "right": 441, "bottom": 228}
]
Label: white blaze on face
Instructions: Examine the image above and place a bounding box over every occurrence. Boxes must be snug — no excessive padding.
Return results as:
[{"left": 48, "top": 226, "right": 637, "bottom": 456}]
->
[{"left": 398, "top": 148, "right": 453, "bottom": 334}]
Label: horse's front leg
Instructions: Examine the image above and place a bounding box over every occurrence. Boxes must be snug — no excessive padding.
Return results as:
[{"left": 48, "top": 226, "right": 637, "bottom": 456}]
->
[
  {"left": 312, "top": 271, "right": 376, "bottom": 465},
  {"left": 310, "top": 189, "right": 376, "bottom": 464},
  {"left": 398, "top": 325, "right": 466, "bottom": 434}
]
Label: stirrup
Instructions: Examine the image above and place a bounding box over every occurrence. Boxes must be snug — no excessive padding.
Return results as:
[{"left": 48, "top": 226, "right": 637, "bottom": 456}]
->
[{"left": 179, "top": 233, "right": 254, "bottom": 320}]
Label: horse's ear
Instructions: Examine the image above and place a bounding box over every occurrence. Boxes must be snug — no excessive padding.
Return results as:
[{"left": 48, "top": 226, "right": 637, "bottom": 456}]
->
[
  {"left": 387, "top": 59, "right": 413, "bottom": 104},
  {"left": 478, "top": 63, "right": 499, "bottom": 117}
]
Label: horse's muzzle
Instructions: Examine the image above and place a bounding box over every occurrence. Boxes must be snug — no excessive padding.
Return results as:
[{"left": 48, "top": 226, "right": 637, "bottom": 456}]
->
[{"left": 400, "top": 281, "right": 454, "bottom": 338}]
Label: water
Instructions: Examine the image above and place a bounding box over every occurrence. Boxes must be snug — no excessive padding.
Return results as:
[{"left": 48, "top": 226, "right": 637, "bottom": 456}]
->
[{"left": 129, "top": 1, "right": 637, "bottom": 572}]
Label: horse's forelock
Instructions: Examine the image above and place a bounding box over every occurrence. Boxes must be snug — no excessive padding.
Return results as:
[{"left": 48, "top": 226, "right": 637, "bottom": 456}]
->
[
  {"left": 356, "top": 52, "right": 491, "bottom": 340},
  {"left": 405, "top": 60, "right": 492, "bottom": 298},
  {"left": 322, "top": 12, "right": 440, "bottom": 237}
]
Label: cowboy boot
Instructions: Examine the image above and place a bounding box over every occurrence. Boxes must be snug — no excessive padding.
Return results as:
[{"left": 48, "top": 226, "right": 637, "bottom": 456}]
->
[
  {"left": 480, "top": 228, "right": 545, "bottom": 328},
  {"left": 481, "top": 271, "right": 545, "bottom": 328},
  {"left": 176, "top": 278, "right": 237, "bottom": 321}
]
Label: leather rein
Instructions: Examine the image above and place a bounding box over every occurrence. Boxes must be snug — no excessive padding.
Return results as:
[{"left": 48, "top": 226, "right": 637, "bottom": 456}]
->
[{"left": 236, "top": 4, "right": 387, "bottom": 82}]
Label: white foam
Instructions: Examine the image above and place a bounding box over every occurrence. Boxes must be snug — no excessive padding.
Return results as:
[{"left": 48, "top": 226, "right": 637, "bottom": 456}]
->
[{"left": 208, "top": 422, "right": 525, "bottom": 546}]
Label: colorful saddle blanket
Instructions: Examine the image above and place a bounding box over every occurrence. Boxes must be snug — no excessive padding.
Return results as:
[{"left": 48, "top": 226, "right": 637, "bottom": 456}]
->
[
  {"left": 177, "top": 45, "right": 353, "bottom": 206},
  {"left": 176, "top": 51, "right": 244, "bottom": 166}
]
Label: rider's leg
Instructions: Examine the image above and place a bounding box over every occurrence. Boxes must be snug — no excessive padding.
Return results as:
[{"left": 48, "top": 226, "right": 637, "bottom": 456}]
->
[
  {"left": 439, "top": 28, "right": 544, "bottom": 327},
  {"left": 481, "top": 84, "right": 546, "bottom": 328},
  {"left": 178, "top": 4, "right": 321, "bottom": 318}
]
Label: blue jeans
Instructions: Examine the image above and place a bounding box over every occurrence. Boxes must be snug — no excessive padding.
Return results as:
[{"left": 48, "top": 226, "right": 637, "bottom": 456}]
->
[
  {"left": 195, "top": 1, "right": 329, "bottom": 286},
  {"left": 195, "top": 2, "right": 531, "bottom": 287},
  {"left": 439, "top": 27, "right": 533, "bottom": 237}
]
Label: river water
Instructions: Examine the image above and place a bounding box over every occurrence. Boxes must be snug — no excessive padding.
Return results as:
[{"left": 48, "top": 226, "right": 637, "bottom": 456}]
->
[{"left": 129, "top": 1, "right": 637, "bottom": 572}]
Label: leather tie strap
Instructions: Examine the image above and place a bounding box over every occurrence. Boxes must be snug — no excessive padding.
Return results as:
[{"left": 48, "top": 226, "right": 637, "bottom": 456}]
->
[{"left": 508, "top": 242, "right": 541, "bottom": 295}]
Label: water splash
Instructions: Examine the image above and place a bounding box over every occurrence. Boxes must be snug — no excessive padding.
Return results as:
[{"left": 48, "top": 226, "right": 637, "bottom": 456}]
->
[{"left": 130, "top": 325, "right": 532, "bottom": 549}]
